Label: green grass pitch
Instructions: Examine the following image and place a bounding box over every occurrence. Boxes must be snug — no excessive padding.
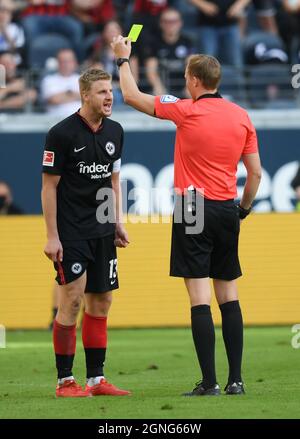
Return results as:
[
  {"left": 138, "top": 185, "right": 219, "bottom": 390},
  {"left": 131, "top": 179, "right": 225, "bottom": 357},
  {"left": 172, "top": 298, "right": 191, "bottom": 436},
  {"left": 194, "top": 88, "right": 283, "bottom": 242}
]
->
[{"left": 0, "top": 327, "right": 299, "bottom": 419}]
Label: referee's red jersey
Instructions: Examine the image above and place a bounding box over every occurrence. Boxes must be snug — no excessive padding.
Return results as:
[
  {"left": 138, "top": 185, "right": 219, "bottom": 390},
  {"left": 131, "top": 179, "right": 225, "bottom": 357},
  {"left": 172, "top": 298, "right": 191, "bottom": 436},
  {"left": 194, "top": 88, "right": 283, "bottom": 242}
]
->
[{"left": 154, "top": 94, "right": 258, "bottom": 200}]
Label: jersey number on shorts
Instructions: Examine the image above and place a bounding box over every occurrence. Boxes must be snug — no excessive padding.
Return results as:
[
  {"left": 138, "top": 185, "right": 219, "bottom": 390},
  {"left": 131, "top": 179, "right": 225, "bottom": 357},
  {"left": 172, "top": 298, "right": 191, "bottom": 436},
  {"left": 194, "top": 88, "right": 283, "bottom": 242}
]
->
[{"left": 109, "top": 258, "right": 118, "bottom": 285}]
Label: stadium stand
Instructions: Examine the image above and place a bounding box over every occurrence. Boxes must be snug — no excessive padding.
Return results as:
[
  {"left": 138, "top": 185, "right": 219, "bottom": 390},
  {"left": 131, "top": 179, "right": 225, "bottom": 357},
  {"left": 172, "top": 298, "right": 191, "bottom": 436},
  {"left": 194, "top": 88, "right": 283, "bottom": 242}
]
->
[{"left": 0, "top": 0, "right": 298, "bottom": 111}]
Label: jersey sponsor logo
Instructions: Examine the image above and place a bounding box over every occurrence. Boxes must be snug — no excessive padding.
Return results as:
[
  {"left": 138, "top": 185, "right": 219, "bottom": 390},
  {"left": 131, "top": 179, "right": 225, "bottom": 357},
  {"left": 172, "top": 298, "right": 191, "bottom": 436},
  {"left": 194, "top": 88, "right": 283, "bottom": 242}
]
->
[
  {"left": 160, "top": 95, "right": 179, "bottom": 104},
  {"left": 77, "top": 161, "right": 110, "bottom": 174},
  {"left": 74, "top": 146, "right": 86, "bottom": 153},
  {"left": 71, "top": 263, "right": 82, "bottom": 275},
  {"left": 105, "top": 142, "right": 115, "bottom": 156},
  {"left": 43, "top": 151, "right": 55, "bottom": 167}
]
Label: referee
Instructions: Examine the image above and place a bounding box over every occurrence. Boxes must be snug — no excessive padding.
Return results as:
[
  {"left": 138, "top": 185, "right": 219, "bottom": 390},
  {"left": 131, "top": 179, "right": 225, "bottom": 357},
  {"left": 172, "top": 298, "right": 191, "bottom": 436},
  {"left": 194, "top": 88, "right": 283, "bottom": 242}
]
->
[
  {"left": 112, "top": 37, "right": 262, "bottom": 396},
  {"left": 42, "top": 68, "right": 131, "bottom": 397}
]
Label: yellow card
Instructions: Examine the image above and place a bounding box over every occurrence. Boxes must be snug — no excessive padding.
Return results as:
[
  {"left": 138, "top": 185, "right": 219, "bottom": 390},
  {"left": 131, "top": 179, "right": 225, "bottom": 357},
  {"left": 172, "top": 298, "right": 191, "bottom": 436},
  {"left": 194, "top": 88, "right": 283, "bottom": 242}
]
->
[{"left": 127, "top": 24, "right": 143, "bottom": 42}]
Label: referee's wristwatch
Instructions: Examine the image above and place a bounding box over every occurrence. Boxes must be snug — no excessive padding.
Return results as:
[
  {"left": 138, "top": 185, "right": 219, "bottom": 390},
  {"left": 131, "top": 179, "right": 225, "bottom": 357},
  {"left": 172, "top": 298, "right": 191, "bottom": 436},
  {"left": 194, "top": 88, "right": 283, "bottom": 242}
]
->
[
  {"left": 237, "top": 204, "right": 252, "bottom": 219},
  {"left": 116, "top": 58, "right": 130, "bottom": 68}
]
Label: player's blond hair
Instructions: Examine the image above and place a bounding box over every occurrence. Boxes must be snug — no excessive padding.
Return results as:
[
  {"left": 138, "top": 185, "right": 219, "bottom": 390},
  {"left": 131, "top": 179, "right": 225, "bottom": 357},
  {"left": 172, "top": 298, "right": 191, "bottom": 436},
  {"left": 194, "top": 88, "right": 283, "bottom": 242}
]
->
[
  {"left": 79, "top": 68, "right": 112, "bottom": 96},
  {"left": 186, "top": 55, "right": 221, "bottom": 90}
]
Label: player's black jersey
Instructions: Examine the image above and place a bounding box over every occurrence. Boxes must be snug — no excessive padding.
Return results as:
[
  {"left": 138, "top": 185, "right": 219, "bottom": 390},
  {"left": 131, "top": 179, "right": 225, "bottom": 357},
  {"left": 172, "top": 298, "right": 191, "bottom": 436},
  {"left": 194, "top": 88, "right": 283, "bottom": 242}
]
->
[{"left": 42, "top": 112, "right": 123, "bottom": 240}]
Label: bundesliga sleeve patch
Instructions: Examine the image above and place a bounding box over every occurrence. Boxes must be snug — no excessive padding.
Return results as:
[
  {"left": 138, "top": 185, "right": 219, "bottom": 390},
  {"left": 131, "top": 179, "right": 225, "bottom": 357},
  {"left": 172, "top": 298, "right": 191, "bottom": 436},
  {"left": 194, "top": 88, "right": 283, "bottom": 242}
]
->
[
  {"left": 43, "top": 150, "right": 55, "bottom": 167},
  {"left": 160, "top": 95, "right": 179, "bottom": 104}
]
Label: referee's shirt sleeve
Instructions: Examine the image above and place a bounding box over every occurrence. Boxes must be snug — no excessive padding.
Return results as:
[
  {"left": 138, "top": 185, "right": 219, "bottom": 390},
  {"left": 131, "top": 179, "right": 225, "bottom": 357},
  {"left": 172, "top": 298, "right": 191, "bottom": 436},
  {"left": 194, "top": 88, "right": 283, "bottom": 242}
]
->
[
  {"left": 42, "top": 128, "right": 69, "bottom": 175},
  {"left": 243, "top": 115, "right": 259, "bottom": 155},
  {"left": 154, "top": 95, "right": 187, "bottom": 126}
]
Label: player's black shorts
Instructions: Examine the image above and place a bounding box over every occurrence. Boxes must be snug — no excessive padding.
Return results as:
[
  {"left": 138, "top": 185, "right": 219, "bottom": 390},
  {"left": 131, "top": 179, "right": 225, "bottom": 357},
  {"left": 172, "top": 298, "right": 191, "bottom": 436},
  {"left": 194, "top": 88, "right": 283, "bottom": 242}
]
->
[
  {"left": 170, "top": 196, "right": 242, "bottom": 280},
  {"left": 54, "top": 234, "right": 118, "bottom": 293}
]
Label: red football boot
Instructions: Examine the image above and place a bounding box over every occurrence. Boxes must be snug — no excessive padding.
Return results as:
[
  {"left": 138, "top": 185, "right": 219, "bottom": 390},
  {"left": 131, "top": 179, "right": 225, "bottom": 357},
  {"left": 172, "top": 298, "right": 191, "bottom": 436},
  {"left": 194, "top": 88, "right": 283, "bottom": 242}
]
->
[
  {"left": 56, "top": 379, "right": 91, "bottom": 398},
  {"left": 86, "top": 379, "right": 131, "bottom": 396}
]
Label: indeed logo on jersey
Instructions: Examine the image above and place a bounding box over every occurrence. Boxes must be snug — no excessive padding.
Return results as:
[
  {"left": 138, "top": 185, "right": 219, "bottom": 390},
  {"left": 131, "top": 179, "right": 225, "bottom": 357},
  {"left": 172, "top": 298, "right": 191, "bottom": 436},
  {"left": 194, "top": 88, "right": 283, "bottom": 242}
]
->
[{"left": 77, "top": 161, "right": 111, "bottom": 179}]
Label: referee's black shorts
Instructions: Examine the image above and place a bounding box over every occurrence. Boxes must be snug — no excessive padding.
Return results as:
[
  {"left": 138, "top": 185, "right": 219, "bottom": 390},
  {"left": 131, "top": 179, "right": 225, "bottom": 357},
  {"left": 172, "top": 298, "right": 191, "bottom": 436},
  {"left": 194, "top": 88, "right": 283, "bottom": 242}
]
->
[{"left": 170, "top": 196, "right": 242, "bottom": 280}]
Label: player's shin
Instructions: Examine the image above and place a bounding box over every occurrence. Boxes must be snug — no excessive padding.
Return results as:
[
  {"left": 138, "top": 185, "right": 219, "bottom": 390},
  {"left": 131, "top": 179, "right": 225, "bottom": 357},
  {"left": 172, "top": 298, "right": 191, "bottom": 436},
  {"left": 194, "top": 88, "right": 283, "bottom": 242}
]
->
[
  {"left": 53, "top": 319, "right": 76, "bottom": 381},
  {"left": 82, "top": 312, "right": 107, "bottom": 384}
]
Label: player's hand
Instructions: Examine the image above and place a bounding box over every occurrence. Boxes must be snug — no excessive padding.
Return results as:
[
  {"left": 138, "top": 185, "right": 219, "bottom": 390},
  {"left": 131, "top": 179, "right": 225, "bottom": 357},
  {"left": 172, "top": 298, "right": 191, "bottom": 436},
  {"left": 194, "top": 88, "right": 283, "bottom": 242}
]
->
[
  {"left": 111, "top": 35, "right": 132, "bottom": 59},
  {"left": 44, "top": 237, "right": 63, "bottom": 262},
  {"left": 114, "top": 224, "right": 130, "bottom": 248}
]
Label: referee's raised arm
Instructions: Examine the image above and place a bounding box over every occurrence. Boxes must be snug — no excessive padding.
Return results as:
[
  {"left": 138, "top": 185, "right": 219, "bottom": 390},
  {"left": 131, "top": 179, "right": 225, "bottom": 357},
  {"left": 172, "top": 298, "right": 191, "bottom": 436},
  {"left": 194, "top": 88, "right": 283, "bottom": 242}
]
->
[{"left": 111, "top": 36, "right": 156, "bottom": 116}]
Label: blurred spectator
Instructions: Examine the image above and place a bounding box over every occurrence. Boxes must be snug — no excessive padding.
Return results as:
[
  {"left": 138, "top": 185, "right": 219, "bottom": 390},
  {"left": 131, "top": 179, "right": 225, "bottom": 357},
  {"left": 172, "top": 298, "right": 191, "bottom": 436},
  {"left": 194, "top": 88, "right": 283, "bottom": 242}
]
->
[
  {"left": 0, "top": 0, "right": 25, "bottom": 65},
  {"left": 40, "top": 48, "right": 80, "bottom": 116},
  {"left": 0, "top": 180, "right": 24, "bottom": 214},
  {"left": 128, "top": 1, "right": 170, "bottom": 91},
  {"left": 113, "top": 0, "right": 132, "bottom": 29},
  {"left": 282, "top": 0, "right": 300, "bottom": 18},
  {"left": 190, "top": 0, "right": 251, "bottom": 66},
  {"left": 90, "top": 20, "right": 124, "bottom": 104},
  {"left": 145, "top": 8, "right": 195, "bottom": 96},
  {"left": 0, "top": 51, "right": 37, "bottom": 111},
  {"left": 133, "top": 0, "right": 169, "bottom": 22},
  {"left": 244, "top": 30, "right": 288, "bottom": 64},
  {"left": 281, "top": 0, "right": 300, "bottom": 60},
  {"left": 21, "top": 0, "right": 83, "bottom": 61},
  {"left": 252, "top": 0, "right": 278, "bottom": 34},
  {"left": 69, "top": 0, "right": 116, "bottom": 35},
  {"left": 133, "top": 0, "right": 169, "bottom": 39},
  {"left": 291, "top": 162, "right": 300, "bottom": 211},
  {"left": 244, "top": 31, "right": 291, "bottom": 107}
]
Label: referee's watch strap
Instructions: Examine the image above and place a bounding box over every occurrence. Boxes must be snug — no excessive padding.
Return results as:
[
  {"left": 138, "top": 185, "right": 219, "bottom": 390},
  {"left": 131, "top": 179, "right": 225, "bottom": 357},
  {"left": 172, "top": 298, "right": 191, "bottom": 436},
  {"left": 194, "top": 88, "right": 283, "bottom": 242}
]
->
[{"left": 116, "top": 58, "right": 130, "bottom": 68}]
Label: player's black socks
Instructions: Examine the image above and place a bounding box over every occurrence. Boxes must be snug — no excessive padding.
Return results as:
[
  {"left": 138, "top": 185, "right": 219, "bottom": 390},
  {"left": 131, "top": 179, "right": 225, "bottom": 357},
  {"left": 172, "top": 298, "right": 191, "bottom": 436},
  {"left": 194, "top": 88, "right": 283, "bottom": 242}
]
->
[
  {"left": 219, "top": 300, "right": 243, "bottom": 383},
  {"left": 55, "top": 354, "right": 75, "bottom": 379},
  {"left": 191, "top": 304, "right": 217, "bottom": 388},
  {"left": 84, "top": 348, "right": 106, "bottom": 378}
]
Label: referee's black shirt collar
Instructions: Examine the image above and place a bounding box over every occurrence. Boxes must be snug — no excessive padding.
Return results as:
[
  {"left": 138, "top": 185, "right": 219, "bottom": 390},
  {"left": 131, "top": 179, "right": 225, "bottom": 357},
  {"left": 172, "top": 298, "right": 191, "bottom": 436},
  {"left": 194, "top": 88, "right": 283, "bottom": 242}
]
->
[{"left": 196, "top": 92, "right": 222, "bottom": 101}]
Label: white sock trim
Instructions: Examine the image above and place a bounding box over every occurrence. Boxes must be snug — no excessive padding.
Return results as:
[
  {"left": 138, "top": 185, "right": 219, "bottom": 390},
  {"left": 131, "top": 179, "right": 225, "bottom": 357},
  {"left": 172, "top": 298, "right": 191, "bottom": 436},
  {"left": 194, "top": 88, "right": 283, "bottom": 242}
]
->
[
  {"left": 86, "top": 376, "right": 105, "bottom": 386},
  {"left": 58, "top": 376, "right": 74, "bottom": 385}
]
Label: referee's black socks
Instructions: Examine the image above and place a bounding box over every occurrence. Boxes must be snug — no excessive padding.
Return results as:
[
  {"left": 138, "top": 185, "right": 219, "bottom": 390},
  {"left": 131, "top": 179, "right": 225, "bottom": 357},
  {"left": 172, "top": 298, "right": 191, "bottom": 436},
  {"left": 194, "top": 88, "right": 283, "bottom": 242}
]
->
[
  {"left": 191, "top": 304, "right": 217, "bottom": 389},
  {"left": 219, "top": 300, "right": 243, "bottom": 384}
]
